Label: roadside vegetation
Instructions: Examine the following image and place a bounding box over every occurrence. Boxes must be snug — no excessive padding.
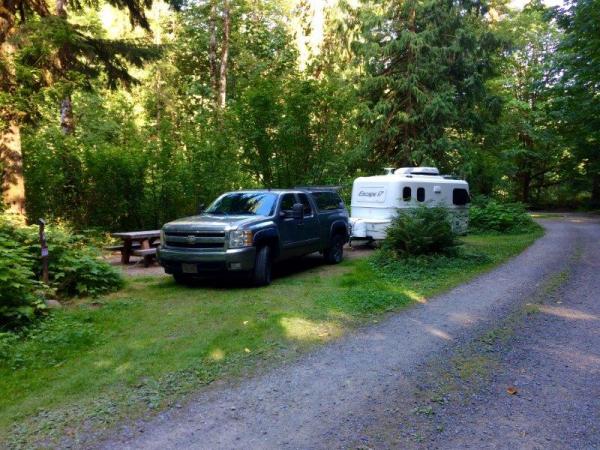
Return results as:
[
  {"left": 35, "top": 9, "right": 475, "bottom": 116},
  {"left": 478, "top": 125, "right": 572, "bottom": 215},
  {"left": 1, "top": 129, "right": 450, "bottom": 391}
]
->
[
  {"left": 382, "top": 206, "right": 459, "bottom": 257},
  {"left": 0, "top": 214, "right": 122, "bottom": 329},
  {"left": 0, "top": 217, "right": 542, "bottom": 447},
  {"left": 469, "top": 198, "right": 540, "bottom": 234}
]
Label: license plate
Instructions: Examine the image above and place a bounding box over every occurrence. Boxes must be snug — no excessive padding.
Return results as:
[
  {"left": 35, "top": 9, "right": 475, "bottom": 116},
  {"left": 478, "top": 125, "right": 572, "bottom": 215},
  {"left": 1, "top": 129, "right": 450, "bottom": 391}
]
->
[{"left": 182, "top": 263, "right": 198, "bottom": 274}]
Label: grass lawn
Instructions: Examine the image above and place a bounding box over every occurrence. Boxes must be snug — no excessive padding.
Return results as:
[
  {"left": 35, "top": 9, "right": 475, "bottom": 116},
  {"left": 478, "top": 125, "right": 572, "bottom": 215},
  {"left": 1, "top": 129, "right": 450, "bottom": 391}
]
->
[{"left": 1, "top": 230, "right": 542, "bottom": 448}]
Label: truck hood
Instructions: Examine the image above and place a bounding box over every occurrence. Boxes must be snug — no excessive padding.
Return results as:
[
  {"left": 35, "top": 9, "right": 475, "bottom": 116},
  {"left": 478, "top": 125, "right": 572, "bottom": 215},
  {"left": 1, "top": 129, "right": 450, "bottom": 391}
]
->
[{"left": 162, "top": 214, "right": 263, "bottom": 232}]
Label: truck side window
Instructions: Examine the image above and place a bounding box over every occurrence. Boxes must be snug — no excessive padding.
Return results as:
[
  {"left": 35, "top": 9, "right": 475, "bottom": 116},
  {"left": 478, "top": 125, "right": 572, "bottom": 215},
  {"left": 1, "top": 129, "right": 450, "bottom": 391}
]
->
[
  {"left": 312, "top": 192, "right": 343, "bottom": 210},
  {"left": 402, "top": 187, "right": 411, "bottom": 201},
  {"left": 297, "top": 193, "right": 313, "bottom": 216},
  {"left": 453, "top": 188, "right": 470, "bottom": 205},
  {"left": 417, "top": 187, "right": 425, "bottom": 202},
  {"left": 280, "top": 194, "right": 296, "bottom": 212}
]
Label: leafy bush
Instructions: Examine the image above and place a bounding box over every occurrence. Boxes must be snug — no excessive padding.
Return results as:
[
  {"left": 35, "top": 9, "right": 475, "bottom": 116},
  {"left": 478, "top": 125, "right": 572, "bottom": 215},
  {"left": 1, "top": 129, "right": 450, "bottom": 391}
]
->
[
  {"left": 0, "top": 214, "right": 123, "bottom": 328},
  {"left": 35, "top": 226, "right": 124, "bottom": 297},
  {"left": 0, "top": 228, "right": 47, "bottom": 328},
  {"left": 383, "top": 206, "right": 459, "bottom": 257},
  {"left": 469, "top": 199, "right": 538, "bottom": 234}
]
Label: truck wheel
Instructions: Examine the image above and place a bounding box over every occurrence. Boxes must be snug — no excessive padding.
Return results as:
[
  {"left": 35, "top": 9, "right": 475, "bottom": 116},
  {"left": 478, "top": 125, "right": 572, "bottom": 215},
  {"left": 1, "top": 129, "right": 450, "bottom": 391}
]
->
[
  {"left": 324, "top": 234, "right": 344, "bottom": 264},
  {"left": 252, "top": 246, "right": 272, "bottom": 286}
]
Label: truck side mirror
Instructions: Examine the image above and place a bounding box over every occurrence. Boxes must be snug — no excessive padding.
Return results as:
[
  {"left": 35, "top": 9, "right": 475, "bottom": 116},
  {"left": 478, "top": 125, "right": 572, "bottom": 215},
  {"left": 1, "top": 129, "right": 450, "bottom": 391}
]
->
[
  {"left": 292, "top": 203, "right": 304, "bottom": 221},
  {"left": 197, "top": 203, "right": 205, "bottom": 214}
]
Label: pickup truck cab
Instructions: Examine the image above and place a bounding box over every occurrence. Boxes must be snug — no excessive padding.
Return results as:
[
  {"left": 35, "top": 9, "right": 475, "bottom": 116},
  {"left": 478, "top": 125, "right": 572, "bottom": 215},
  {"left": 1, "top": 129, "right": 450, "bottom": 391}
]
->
[{"left": 157, "top": 189, "right": 350, "bottom": 286}]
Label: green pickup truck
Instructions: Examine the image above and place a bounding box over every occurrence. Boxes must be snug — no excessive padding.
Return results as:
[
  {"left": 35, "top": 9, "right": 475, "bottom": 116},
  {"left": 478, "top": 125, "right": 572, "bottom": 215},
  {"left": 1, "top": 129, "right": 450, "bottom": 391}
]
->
[{"left": 157, "top": 189, "right": 350, "bottom": 286}]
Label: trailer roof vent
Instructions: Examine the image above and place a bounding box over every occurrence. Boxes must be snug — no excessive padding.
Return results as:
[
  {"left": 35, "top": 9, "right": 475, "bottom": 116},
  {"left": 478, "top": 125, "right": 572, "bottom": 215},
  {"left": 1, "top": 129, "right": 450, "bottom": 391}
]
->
[{"left": 395, "top": 167, "right": 440, "bottom": 176}]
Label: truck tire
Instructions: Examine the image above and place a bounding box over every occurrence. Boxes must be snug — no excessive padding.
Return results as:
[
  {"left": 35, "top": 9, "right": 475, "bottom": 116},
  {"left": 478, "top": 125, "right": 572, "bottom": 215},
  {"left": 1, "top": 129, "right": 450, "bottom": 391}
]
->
[
  {"left": 324, "top": 233, "right": 344, "bottom": 264},
  {"left": 252, "top": 246, "right": 272, "bottom": 286}
]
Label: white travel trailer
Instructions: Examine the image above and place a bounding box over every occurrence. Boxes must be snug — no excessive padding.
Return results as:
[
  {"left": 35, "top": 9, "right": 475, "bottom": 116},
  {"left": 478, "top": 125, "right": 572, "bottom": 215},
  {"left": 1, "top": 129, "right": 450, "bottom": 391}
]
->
[{"left": 349, "top": 167, "right": 470, "bottom": 242}]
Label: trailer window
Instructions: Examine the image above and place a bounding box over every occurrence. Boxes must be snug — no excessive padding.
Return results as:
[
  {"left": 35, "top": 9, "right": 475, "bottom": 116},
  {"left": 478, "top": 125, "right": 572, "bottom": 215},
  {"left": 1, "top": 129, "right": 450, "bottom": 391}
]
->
[
  {"left": 402, "top": 187, "right": 411, "bottom": 201},
  {"left": 417, "top": 187, "right": 425, "bottom": 202},
  {"left": 452, "top": 188, "right": 470, "bottom": 205}
]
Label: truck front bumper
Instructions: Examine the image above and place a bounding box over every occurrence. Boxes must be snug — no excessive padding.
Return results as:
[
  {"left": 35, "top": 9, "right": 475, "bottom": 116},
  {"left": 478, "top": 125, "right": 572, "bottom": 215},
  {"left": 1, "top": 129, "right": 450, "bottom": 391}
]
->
[{"left": 157, "top": 247, "right": 256, "bottom": 274}]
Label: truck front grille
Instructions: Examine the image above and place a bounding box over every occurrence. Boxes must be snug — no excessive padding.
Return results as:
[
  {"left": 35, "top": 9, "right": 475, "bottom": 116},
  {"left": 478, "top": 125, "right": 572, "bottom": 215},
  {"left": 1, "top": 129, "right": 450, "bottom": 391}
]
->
[{"left": 164, "top": 231, "right": 226, "bottom": 249}]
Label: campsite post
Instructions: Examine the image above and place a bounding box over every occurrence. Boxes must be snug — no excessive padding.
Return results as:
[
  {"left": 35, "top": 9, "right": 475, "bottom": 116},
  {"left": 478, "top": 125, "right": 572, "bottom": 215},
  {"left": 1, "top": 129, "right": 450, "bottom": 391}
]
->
[{"left": 38, "top": 218, "right": 49, "bottom": 284}]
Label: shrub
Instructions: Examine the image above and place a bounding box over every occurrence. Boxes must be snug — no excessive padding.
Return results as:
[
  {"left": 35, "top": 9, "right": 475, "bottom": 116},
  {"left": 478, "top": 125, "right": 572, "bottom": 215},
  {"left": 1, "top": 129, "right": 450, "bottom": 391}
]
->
[
  {"left": 0, "top": 228, "right": 47, "bottom": 328},
  {"left": 382, "top": 206, "right": 459, "bottom": 257},
  {"left": 469, "top": 199, "right": 538, "bottom": 234},
  {"left": 0, "top": 214, "right": 123, "bottom": 328}
]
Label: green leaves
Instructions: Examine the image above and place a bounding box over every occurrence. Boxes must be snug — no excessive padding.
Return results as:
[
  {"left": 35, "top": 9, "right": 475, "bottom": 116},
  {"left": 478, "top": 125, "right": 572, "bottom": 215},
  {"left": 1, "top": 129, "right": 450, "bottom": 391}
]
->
[
  {"left": 0, "top": 213, "right": 123, "bottom": 329},
  {"left": 382, "top": 206, "right": 459, "bottom": 257},
  {"left": 356, "top": 0, "right": 501, "bottom": 167},
  {"left": 552, "top": 0, "right": 600, "bottom": 206},
  {"left": 468, "top": 199, "right": 539, "bottom": 234},
  {"left": 0, "top": 222, "right": 47, "bottom": 329}
]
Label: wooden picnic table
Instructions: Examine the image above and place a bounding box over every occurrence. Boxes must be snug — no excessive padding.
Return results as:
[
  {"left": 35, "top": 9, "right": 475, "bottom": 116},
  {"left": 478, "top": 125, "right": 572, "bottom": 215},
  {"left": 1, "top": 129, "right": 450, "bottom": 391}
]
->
[{"left": 110, "top": 230, "right": 161, "bottom": 264}]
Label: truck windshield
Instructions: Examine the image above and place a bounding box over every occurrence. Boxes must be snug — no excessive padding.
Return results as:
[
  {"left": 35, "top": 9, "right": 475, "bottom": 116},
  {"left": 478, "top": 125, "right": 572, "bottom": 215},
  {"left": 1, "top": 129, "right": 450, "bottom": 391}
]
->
[{"left": 205, "top": 192, "right": 277, "bottom": 216}]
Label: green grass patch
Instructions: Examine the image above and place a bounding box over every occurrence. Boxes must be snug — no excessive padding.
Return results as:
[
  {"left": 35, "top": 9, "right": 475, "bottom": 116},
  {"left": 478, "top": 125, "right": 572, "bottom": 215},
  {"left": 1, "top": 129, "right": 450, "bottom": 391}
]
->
[{"left": 0, "top": 229, "right": 542, "bottom": 448}]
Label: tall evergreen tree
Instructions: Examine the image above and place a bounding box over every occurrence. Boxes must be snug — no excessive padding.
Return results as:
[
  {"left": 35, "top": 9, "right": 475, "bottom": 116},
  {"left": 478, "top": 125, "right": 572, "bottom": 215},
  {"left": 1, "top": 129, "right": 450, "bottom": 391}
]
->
[
  {"left": 485, "top": 1, "right": 565, "bottom": 204},
  {"left": 355, "top": 0, "right": 502, "bottom": 171},
  {"left": 554, "top": 0, "right": 600, "bottom": 206}
]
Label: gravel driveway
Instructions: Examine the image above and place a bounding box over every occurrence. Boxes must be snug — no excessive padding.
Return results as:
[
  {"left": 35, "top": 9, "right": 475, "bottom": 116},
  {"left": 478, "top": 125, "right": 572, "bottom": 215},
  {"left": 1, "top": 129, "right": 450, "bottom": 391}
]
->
[{"left": 98, "top": 216, "right": 599, "bottom": 450}]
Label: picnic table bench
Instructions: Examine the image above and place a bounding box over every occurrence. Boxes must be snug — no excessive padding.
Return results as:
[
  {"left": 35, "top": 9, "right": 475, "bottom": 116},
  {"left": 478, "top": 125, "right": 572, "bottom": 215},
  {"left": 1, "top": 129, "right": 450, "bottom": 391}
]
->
[{"left": 109, "top": 230, "right": 161, "bottom": 266}]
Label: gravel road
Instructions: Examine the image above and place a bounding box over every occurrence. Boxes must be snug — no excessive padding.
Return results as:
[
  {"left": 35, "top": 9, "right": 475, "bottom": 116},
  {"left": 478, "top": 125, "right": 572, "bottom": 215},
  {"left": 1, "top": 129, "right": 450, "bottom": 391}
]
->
[
  {"left": 416, "top": 216, "right": 600, "bottom": 449},
  {"left": 98, "top": 216, "right": 598, "bottom": 450}
]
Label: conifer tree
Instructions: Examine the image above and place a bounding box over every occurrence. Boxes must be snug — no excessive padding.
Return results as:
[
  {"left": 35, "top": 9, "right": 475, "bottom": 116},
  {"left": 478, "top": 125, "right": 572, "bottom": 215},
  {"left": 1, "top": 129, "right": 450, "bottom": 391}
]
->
[
  {"left": 355, "top": 0, "right": 502, "bottom": 170},
  {"left": 554, "top": 0, "right": 600, "bottom": 206}
]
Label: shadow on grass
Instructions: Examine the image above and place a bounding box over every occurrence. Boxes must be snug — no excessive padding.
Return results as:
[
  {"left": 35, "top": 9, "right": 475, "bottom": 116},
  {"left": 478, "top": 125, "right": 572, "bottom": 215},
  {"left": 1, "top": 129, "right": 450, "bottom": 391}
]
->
[{"left": 160, "top": 253, "right": 344, "bottom": 289}]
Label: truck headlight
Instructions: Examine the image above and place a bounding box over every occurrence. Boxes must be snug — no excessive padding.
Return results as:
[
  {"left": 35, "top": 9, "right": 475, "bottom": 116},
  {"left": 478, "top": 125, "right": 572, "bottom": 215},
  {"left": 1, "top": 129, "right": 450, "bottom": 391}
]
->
[
  {"left": 228, "top": 230, "right": 253, "bottom": 248},
  {"left": 160, "top": 229, "right": 166, "bottom": 246}
]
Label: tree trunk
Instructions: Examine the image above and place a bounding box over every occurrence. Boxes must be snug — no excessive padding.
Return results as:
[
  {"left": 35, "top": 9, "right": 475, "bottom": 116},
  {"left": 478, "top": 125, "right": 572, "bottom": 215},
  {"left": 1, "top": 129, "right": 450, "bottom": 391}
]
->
[
  {"left": 520, "top": 171, "right": 531, "bottom": 204},
  {"left": 208, "top": 0, "right": 218, "bottom": 96},
  {"left": 56, "top": 0, "right": 75, "bottom": 134},
  {"left": 60, "top": 95, "right": 74, "bottom": 134},
  {"left": 0, "top": 4, "right": 15, "bottom": 45},
  {"left": 0, "top": 35, "right": 25, "bottom": 214},
  {"left": 218, "top": 0, "right": 229, "bottom": 109},
  {"left": 1, "top": 121, "right": 25, "bottom": 213},
  {"left": 56, "top": 0, "right": 67, "bottom": 17},
  {"left": 591, "top": 172, "right": 600, "bottom": 209}
]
